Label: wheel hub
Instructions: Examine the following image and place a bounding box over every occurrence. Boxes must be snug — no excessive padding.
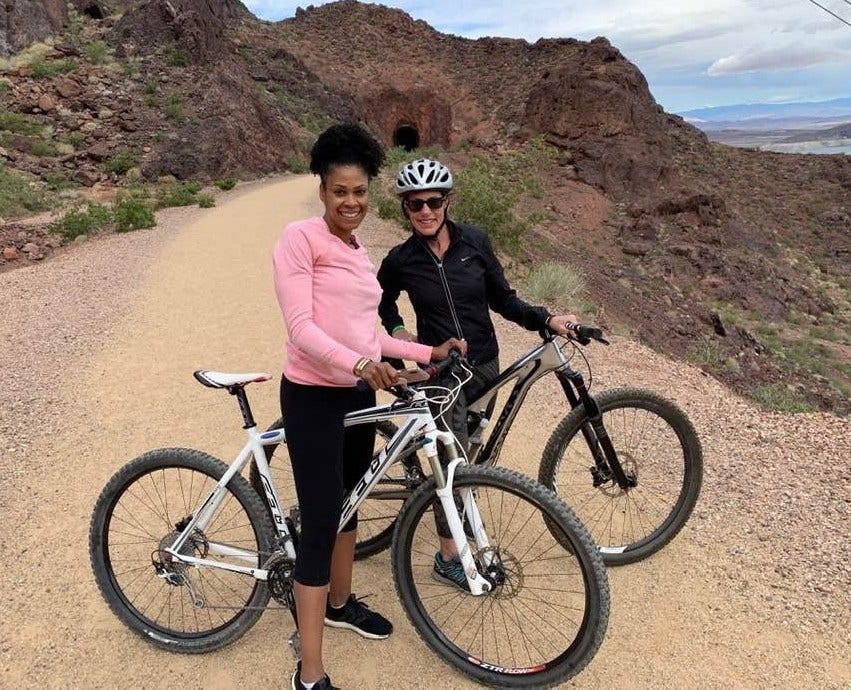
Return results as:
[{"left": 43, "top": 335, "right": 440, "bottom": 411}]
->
[{"left": 477, "top": 547, "right": 522, "bottom": 599}]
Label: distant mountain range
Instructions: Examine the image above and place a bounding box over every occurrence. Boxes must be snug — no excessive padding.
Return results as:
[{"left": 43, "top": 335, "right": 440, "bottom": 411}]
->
[{"left": 677, "top": 97, "right": 851, "bottom": 126}]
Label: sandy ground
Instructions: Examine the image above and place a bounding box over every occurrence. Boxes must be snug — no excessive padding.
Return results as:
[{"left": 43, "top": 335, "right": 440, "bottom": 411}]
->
[{"left": 1, "top": 174, "right": 849, "bottom": 689}]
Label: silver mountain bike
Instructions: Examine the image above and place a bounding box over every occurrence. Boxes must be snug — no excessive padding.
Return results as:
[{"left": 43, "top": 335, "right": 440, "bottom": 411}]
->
[
  {"left": 254, "top": 324, "right": 704, "bottom": 566},
  {"left": 89, "top": 355, "right": 610, "bottom": 689}
]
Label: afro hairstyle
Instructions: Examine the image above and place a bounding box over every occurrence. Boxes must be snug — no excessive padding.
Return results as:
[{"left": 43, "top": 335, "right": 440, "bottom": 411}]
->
[{"left": 309, "top": 123, "right": 385, "bottom": 181}]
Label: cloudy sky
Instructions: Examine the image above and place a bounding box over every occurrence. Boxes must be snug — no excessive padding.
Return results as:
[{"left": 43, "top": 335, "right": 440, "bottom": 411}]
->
[{"left": 242, "top": 0, "right": 851, "bottom": 113}]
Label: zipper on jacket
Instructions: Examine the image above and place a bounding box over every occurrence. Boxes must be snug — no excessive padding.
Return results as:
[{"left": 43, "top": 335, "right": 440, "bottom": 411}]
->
[{"left": 424, "top": 247, "right": 465, "bottom": 341}]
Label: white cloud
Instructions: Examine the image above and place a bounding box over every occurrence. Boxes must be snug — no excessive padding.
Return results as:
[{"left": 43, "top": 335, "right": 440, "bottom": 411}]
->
[{"left": 708, "top": 46, "right": 851, "bottom": 76}]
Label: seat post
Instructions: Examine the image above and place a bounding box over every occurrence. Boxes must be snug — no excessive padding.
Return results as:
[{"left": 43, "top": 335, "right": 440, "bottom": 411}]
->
[{"left": 228, "top": 385, "right": 256, "bottom": 429}]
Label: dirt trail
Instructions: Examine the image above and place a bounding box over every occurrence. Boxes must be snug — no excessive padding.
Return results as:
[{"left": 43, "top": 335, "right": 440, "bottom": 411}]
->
[{"left": 1, "top": 175, "right": 848, "bottom": 689}]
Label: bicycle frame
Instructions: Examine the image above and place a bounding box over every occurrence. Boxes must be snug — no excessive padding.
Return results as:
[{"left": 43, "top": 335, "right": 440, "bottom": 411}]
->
[
  {"left": 466, "top": 334, "right": 577, "bottom": 466},
  {"left": 163, "top": 382, "right": 497, "bottom": 595}
]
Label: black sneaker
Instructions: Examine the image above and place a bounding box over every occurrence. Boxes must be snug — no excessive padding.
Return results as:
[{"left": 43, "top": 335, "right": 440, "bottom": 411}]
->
[
  {"left": 324, "top": 593, "right": 393, "bottom": 639},
  {"left": 291, "top": 661, "right": 339, "bottom": 690}
]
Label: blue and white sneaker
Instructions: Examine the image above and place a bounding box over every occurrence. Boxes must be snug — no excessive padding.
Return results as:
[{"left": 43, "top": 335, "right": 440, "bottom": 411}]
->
[{"left": 432, "top": 552, "right": 471, "bottom": 592}]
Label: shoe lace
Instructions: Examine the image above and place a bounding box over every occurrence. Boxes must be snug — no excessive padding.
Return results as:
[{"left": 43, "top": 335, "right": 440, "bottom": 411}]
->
[{"left": 345, "top": 593, "right": 376, "bottom": 620}]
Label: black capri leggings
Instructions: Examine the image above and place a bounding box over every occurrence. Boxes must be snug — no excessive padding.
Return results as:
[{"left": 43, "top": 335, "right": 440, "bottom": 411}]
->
[{"left": 281, "top": 376, "right": 376, "bottom": 587}]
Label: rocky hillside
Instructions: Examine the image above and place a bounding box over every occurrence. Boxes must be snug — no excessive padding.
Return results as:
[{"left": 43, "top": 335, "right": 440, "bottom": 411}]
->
[{"left": 1, "top": 0, "right": 849, "bottom": 414}]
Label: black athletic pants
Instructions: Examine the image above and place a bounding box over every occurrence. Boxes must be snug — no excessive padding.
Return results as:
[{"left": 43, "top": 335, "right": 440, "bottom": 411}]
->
[{"left": 280, "top": 376, "right": 376, "bottom": 586}]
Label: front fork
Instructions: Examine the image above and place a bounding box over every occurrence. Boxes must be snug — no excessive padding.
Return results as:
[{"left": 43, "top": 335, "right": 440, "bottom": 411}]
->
[
  {"left": 422, "top": 426, "right": 494, "bottom": 596},
  {"left": 556, "top": 369, "right": 636, "bottom": 489}
]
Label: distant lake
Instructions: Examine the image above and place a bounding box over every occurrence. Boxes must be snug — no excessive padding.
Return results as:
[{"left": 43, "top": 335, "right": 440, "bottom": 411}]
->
[{"left": 761, "top": 142, "right": 851, "bottom": 155}]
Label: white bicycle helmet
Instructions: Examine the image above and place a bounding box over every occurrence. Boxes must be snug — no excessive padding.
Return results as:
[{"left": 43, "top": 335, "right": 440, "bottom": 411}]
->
[{"left": 395, "top": 159, "right": 454, "bottom": 195}]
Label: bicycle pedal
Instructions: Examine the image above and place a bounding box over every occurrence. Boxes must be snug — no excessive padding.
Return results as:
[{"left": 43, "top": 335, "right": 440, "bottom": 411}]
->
[{"left": 288, "top": 630, "right": 301, "bottom": 660}]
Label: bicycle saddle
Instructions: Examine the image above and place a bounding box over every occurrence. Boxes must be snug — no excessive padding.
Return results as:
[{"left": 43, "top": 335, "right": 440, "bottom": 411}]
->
[{"left": 193, "top": 370, "right": 272, "bottom": 388}]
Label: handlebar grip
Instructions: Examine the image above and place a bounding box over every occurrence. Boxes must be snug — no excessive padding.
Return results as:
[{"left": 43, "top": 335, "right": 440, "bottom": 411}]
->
[{"left": 566, "top": 323, "right": 610, "bottom": 346}]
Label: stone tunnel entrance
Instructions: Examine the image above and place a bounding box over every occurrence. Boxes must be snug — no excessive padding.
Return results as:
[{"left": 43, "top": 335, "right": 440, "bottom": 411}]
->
[{"left": 393, "top": 124, "right": 420, "bottom": 151}]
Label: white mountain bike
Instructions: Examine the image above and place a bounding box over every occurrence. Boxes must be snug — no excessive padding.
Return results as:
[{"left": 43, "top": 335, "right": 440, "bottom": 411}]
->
[{"left": 89, "top": 355, "right": 610, "bottom": 689}]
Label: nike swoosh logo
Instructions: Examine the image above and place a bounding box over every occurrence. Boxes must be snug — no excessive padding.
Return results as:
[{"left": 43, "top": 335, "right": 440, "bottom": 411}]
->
[{"left": 460, "top": 256, "right": 471, "bottom": 262}]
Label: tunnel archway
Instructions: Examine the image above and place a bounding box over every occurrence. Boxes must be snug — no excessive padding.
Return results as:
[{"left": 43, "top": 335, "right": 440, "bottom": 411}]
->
[{"left": 393, "top": 124, "right": 420, "bottom": 151}]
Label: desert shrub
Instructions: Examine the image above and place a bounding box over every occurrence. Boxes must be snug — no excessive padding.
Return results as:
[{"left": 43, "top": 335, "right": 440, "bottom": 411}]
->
[
  {"left": 49, "top": 202, "right": 112, "bottom": 240},
  {"left": 750, "top": 385, "right": 816, "bottom": 413},
  {"left": 0, "top": 165, "right": 52, "bottom": 218},
  {"left": 0, "top": 109, "right": 45, "bottom": 136},
  {"left": 60, "top": 131, "right": 87, "bottom": 149},
  {"left": 82, "top": 40, "right": 111, "bottom": 64},
  {"left": 28, "top": 138, "right": 57, "bottom": 157},
  {"left": 113, "top": 194, "right": 156, "bottom": 232},
  {"left": 166, "top": 49, "right": 188, "bottom": 68},
  {"left": 215, "top": 177, "right": 237, "bottom": 191},
  {"left": 102, "top": 149, "right": 140, "bottom": 175},
  {"left": 163, "top": 92, "right": 184, "bottom": 120},
  {"left": 156, "top": 181, "right": 202, "bottom": 208},
  {"left": 372, "top": 184, "right": 404, "bottom": 223},
  {"left": 29, "top": 57, "right": 76, "bottom": 78},
  {"left": 197, "top": 193, "right": 215, "bottom": 208},
  {"left": 44, "top": 172, "right": 75, "bottom": 191},
  {"left": 525, "top": 262, "right": 584, "bottom": 306},
  {"left": 687, "top": 337, "right": 723, "bottom": 368},
  {"left": 284, "top": 153, "right": 309, "bottom": 174},
  {"left": 453, "top": 157, "right": 527, "bottom": 251}
]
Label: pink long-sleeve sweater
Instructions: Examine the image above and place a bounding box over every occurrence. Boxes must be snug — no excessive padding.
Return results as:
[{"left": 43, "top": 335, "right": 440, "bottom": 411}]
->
[{"left": 273, "top": 216, "right": 433, "bottom": 387}]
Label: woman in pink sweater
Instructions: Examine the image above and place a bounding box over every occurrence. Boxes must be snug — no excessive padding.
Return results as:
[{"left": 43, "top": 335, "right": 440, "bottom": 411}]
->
[{"left": 273, "top": 123, "right": 464, "bottom": 690}]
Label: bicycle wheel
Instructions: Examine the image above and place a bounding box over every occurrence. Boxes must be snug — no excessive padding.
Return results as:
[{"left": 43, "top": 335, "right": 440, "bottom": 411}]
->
[
  {"left": 392, "top": 465, "right": 609, "bottom": 689},
  {"left": 89, "top": 448, "right": 275, "bottom": 653},
  {"left": 250, "top": 417, "right": 421, "bottom": 560},
  {"left": 539, "top": 388, "right": 703, "bottom": 566}
]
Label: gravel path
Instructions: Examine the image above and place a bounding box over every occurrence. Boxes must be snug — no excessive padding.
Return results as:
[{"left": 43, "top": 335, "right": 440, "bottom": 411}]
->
[{"left": 1, "top": 175, "right": 849, "bottom": 689}]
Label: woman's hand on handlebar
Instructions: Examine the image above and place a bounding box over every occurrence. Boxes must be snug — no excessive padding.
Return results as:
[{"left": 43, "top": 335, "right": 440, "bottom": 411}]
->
[
  {"left": 547, "top": 314, "right": 580, "bottom": 337},
  {"left": 431, "top": 337, "right": 467, "bottom": 362},
  {"left": 358, "top": 360, "right": 400, "bottom": 390}
]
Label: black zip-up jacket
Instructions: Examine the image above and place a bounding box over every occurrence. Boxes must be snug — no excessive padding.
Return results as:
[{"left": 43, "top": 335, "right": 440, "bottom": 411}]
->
[{"left": 377, "top": 221, "right": 552, "bottom": 364}]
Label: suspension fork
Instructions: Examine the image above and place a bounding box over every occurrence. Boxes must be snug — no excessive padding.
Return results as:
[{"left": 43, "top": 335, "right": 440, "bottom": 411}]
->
[{"left": 556, "top": 369, "right": 635, "bottom": 489}]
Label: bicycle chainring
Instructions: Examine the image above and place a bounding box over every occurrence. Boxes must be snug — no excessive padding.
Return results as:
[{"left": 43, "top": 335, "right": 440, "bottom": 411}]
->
[{"left": 265, "top": 552, "right": 296, "bottom": 607}]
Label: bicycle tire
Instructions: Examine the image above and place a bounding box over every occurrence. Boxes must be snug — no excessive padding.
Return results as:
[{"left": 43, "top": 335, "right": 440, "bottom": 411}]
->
[
  {"left": 539, "top": 387, "right": 703, "bottom": 566},
  {"left": 249, "top": 417, "right": 417, "bottom": 560},
  {"left": 391, "top": 465, "right": 609, "bottom": 688},
  {"left": 89, "top": 448, "right": 275, "bottom": 653}
]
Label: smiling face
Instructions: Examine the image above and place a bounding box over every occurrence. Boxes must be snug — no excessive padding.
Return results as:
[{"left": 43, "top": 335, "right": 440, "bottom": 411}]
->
[
  {"left": 319, "top": 164, "right": 370, "bottom": 237},
  {"left": 403, "top": 190, "right": 449, "bottom": 239}
]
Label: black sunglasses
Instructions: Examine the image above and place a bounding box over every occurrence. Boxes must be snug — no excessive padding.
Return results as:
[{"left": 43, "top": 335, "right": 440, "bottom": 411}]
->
[{"left": 404, "top": 196, "right": 447, "bottom": 212}]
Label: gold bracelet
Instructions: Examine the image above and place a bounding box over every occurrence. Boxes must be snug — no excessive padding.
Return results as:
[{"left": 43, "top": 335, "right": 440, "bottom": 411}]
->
[{"left": 353, "top": 357, "right": 371, "bottom": 376}]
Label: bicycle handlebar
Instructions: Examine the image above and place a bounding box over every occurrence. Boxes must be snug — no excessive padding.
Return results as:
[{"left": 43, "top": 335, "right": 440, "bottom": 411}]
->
[
  {"left": 355, "top": 349, "right": 463, "bottom": 393},
  {"left": 542, "top": 322, "right": 609, "bottom": 346}
]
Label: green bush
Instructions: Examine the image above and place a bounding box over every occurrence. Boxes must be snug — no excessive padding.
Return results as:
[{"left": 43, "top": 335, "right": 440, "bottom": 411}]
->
[
  {"left": 61, "top": 131, "right": 87, "bottom": 149},
  {"left": 453, "top": 157, "right": 527, "bottom": 251},
  {"left": 215, "top": 177, "right": 237, "bottom": 191},
  {"left": 525, "top": 262, "right": 584, "bottom": 306},
  {"left": 0, "top": 109, "right": 45, "bottom": 136},
  {"left": 113, "top": 194, "right": 156, "bottom": 232},
  {"left": 284, "top": 153, "right": 309, "bottom": 174},
  {"left": 82, "top": 40, "right": 111, "bottom": 64},
  {"left": 49, "top": 202, "right": 113, "bottom": 240},
  {"left": 102, "top": 149, "right": 140, "bottom": 175},
  {"left": 44, "top": 172, "right": 75, "bottom": 191},
  {"left": 29, "top": 138, "right": 57, "bottom": 157},
  {"left": 197, "top": 193, "right": 215, "bottom": 208},
  {"left": 167, "top": 49, "right": 188, "bottom": 68},
  {"left": 29, "top": 57, "right": 76, "bottom": 78},
  {"left": 163, "top": 92, "right": 184, "bottom": 120},
  {"left": 750, "top": 385, "right": 816, "bottom": 413},
  {"left": 0, "top": 165, "right": 52, "bottom": 218},
  {"left": 156, "top": 181, "right": 202, "bottom": 208}
]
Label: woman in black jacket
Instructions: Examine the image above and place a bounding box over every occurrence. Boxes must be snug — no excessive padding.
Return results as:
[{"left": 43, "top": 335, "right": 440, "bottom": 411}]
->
[{"left": 377, "top": 158, "right": 578, "bottom": 590}]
